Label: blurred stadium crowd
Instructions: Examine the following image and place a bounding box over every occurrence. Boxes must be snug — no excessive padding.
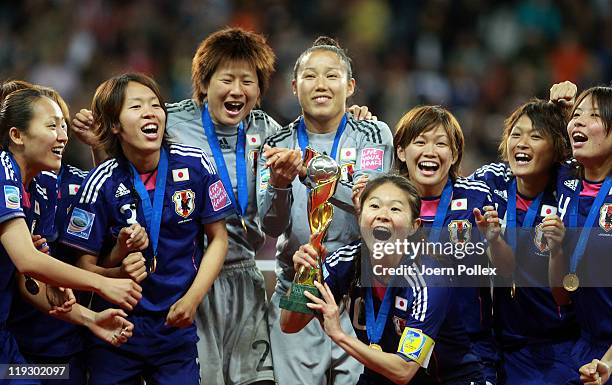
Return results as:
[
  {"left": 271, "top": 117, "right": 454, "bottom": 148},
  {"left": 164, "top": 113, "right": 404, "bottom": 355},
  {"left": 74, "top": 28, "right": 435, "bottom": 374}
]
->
[{"left": 1, "top": 0, "right": 611, "bottom": 172}]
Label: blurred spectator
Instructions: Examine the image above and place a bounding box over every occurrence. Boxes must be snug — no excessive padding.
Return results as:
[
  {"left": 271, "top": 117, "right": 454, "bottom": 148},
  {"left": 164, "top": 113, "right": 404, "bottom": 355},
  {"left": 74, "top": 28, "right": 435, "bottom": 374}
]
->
[{"left": 0, "top": 0, "right": 608, "bottom": 175}]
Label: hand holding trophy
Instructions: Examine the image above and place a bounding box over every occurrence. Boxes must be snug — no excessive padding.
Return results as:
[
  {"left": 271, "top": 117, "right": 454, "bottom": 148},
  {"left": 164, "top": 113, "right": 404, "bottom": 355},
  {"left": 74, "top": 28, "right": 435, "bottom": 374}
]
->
[{"left": 280, "top": 148, "right": 341, "bottom": 314}]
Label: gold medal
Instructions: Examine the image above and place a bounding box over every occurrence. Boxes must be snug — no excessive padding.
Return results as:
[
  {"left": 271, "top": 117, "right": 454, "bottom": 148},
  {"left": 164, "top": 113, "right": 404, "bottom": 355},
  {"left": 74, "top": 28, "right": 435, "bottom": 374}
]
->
[
  {"left": 151, "top": 255, "right": 157, "bottom": 274},
  {"left": 240, "top": 217, "right": 248, "bottom": 233},
  {"left": 563, "top": 273, "right": 579, "bottom": 292},
  {"left": 25, "top": 275, "right": 40, "bottom": 295},
  {"left": 369, "top": 343, "right": 382, "bottom": 351},
  {"left": 510, "top": 281, "right": 516, "bottom": 299}
]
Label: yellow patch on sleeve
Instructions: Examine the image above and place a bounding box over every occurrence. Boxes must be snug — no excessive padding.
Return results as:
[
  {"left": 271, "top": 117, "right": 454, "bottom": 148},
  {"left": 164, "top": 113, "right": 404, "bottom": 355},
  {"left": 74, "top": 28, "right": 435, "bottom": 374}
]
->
[{"left": 397, "top": 327, "right": 435, "bottom": 368}]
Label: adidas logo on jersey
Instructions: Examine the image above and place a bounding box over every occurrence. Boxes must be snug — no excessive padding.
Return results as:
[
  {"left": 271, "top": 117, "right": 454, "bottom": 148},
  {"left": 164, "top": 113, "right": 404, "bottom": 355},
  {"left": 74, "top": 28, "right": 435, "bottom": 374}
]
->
[
  {"left": 494, "top": 189, "right": 508, "bottom": 201},
  {"left": 219, "top": 138, "right": 231, "bottom": 150},
  {"left": 115, "top": 183, "right": 131, "bottom": 198},
  {"left": 564, "top": 179, "right": 578, "bottom": 191}
]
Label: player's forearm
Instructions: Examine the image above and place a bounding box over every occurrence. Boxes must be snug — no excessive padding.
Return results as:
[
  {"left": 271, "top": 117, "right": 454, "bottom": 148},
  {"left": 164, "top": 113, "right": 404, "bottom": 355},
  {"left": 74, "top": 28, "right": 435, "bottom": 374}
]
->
[
  {"left": 601, "top": 345, "right": 612, "bottom": 367},
  {"left": 99, "top": 243, "right": 128, "bottom": 269},
  {"left": 260, "top": 185, "right": 293, "bottom": 237},
  {"left": 487, "top": 236, "right": 515, "bottom": 277},
  {"left": 548, "top": 250, "right": 571, "bottom": 305},
  {"left": 332, "top": 332, "right": 419, "bottom": 384},
  {"left": 187, "top": 226, "right": 228, "bottom": 304},
  {"left": 77, "top": 255, "right": 123, "bottom": 278}
]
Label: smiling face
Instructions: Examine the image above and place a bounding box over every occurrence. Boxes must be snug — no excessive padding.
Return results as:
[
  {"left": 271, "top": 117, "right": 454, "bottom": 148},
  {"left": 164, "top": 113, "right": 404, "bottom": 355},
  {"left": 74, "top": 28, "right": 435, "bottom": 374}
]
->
[
  {"left": 396, "top": 125, "right": 456, "bottom": 196},
  {"left": 292, "top": 49, "right": 355, "bottom": 125},
  {"left": 506, "top": 114, "right": 555, "bottom": 179},
  {"left": 360, "top": 182, "right": 421, "bottom": 257},
  {"left": 114, "top": 81, "right": 166, "bottom": 158},
  {"left": 568, "top": 94, "right": 612, "bottom": 170},
  {"left": 18, "top": 97, "right": 67, "bottom": 174},
  {"left": 205, "top": 59, "right": 260, "bottom": 126}
]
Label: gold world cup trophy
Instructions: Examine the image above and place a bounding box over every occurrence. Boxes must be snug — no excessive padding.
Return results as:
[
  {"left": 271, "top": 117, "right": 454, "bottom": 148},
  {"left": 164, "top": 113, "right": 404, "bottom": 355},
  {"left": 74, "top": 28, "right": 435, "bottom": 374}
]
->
[{"left": 280, "top": 147, "right": 341, "bottom": 314}]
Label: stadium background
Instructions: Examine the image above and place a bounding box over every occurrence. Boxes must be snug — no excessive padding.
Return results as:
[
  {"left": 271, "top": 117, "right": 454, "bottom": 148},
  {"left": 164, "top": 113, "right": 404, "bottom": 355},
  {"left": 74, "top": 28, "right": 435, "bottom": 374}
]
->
[{"left": 1, "top": 0, "right": 611, "bottom": 289}]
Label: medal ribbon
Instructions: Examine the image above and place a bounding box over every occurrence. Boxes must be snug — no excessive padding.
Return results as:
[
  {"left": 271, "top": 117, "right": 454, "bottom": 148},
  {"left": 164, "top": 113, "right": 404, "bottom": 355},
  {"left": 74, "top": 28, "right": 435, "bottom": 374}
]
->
[
  {"left": 365, "top": 286, "right": 394, "bottom": 347},
  {"left": 128, "top": 147, "right": 168, "bottom": 262},
  {"left": 428, "top": 179, "right": 453, "bottom": 243},
  {"left": 506, "top": 179, "right": 544, "bottom": 253},
  {"left": 296, "top": 114, "right": 347, "bottom": 160},
  {"left": 201, "top": 104, "right": 247, "bottom": 218},
  {"left": 568, "top": 176, "right": 612, "bottom": 273}
]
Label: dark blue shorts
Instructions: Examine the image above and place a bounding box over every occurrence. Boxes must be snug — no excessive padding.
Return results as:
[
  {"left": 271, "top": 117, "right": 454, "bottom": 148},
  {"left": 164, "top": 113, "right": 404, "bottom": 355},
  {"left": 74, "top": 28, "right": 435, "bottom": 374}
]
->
[
  {"left": 0, "top": 329, "right": 40, "bottom": 385},
  {"left": 500, "top": 340, "right": 576, "bottom": 385}
]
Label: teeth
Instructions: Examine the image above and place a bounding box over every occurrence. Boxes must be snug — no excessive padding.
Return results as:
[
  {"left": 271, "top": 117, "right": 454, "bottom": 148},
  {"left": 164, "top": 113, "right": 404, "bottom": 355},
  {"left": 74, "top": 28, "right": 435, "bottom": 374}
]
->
[
  {"left": 419, "top": 162, "right": 440, "bottom": 171},
  {"left": 142, "top": 124, "right": 158, "bottom": 134},
  {"left": 572, "top": 132, "right": 587, "bottom": 142},
  {"left": 225, "top": 102, "right": 244, "bottom": 112},
  {"left": 515, "top": 153, "right": 531, "bottom": 161}
]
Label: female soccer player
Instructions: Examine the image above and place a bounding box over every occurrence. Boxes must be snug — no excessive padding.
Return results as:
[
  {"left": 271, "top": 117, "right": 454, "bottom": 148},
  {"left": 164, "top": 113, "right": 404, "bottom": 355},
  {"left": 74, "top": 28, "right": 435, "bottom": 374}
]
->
[
  {"left": 0, "top": 87, "right": 140, "bottom": 368},
  {"left": 358, "top": 105, "right": 500, "bottom": 383},
  {"left": 258, "top": 36, "right": 394, "bottom": 384},
  {"left": 284, "top": 175, "right": 485, "bottom": 384},
  {"left": 3, "top": 83, "right": 92, "bottom": 384},
  {"left": 549, "top": 83, "right": 612, "bottom": 384},
  {"left": 470, "top": 98, "right": 577, "bottom": 385},
  {"left": 60, "top": 73, "right": 233, "bottom": 385}
]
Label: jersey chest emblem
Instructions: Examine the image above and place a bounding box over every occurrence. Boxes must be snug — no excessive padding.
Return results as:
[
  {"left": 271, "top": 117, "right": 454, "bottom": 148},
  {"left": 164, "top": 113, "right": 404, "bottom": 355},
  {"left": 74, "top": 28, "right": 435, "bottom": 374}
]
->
[
  {"left": 172, "top": 189, "right": 195, "bottom": 218},
  {"left": 600, "top": 203, "right": 612, "bottom": 232},
  {"left": 341, "top": 163, "right": 355, "bottom": 182},
  {"left": 448, "top": 219, "right": 472, "bottom": 243}
]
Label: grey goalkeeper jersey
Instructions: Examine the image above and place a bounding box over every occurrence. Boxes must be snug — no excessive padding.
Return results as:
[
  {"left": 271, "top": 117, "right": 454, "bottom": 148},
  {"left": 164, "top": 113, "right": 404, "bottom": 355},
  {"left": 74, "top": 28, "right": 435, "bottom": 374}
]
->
[
  {"left": 256, "top": 116, "right": 394, "bottom": 288},
  {"left": 165, "top": 99, "right": 281, "bottom": 264}
]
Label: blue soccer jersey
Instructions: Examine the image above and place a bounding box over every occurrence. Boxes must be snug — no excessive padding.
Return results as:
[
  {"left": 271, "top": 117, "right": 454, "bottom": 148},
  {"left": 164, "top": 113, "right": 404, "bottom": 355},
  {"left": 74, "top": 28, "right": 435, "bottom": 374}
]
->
[
  {"left": 8, "top": 164, "right": 88, "bottom": 358},
  {"left": 323, "top": 240, "right": 483, "bottom": 384},
  {"left": 471, "top": 163, "right": 578, "bottom": 347},
  {"left": 0, "top": 152, "right": 30, "bottom": 325},
  {"left": 417, "top": 177, "right": 498, "bottom": 382},
  {"left": 61, "top": 144, "right": 234, "bottom": 315},
  {"left": 556, "top": 162, "right": 612, "bottom": 351}
]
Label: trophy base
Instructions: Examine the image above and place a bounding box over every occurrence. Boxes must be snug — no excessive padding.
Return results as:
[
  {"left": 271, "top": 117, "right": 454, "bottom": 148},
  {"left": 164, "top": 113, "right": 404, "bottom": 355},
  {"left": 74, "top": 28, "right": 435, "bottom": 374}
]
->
[{"left": 279, "top": 283, "right": 321, "bottom": 314}]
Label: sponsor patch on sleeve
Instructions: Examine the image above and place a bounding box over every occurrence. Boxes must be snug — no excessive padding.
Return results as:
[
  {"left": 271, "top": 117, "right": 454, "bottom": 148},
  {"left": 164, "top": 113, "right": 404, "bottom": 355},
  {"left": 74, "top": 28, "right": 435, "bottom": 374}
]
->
[
  {"left": 4, "top": 185, "right": 20, "bottom": 209},
  {"left": 67, "top": 208, "right": 95, "bottom": 240},
  {"left": 209, "top": 180, "right": 231, "bottom": 212},
  {"left": 397, "top": 327, "right": 435, "bottom": 368},
  {"left": 360, "top": 148, "right": 384, "bottom": 172}
]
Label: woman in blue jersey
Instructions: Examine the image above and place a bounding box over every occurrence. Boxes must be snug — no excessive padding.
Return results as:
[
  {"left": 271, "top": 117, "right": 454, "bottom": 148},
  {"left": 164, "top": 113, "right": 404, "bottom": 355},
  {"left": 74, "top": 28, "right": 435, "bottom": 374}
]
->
[
  {"left": 374, "top": 105, "right": 502, "bottom": 384},
  {"left": 548, "top": 83, "right": 612, "bottom": 385},
  {"left": 61, "top": 73, "right": 233, "bottom": 385},
  {"left": 469, "top": 97, "right": 576, "bottom": 385},
  {"left": 0, "top": 87, "right": 140, "bottom": 369},
  {"left": 2, "top": 81, "right": 109, "bottom": 385},
  {"left": 283, "top": 174, "right": 485, "bottom": 384}
]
